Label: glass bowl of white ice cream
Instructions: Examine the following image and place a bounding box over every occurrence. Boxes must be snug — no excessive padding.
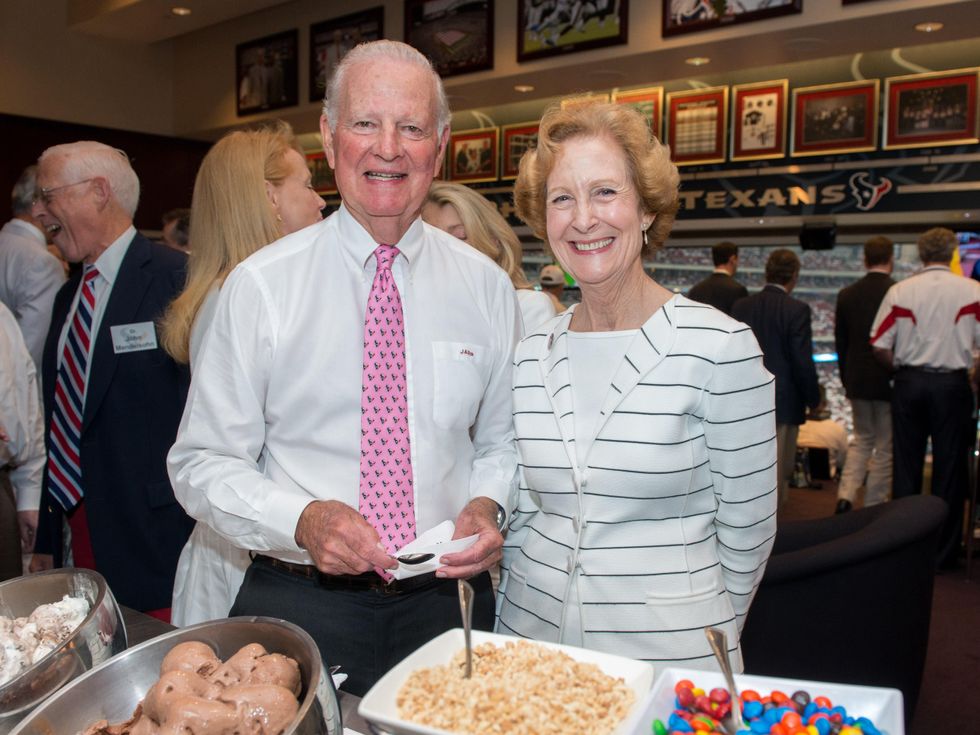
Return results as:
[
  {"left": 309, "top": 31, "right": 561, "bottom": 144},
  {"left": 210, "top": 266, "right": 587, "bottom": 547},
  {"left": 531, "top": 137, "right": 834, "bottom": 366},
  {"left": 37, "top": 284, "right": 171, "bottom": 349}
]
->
[{"left": 0, "top": 568, "right": 127, "bottom": 733}]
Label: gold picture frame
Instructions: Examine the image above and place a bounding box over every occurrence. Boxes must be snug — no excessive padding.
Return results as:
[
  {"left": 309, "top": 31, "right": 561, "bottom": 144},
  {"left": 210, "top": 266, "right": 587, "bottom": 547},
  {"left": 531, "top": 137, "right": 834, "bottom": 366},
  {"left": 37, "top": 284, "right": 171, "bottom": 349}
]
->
[
  {"left": 731, "top": 79, "right": 788, "bottom": 162},
  {"left": 665, "top": 86, "right": 729, "bottom": 166},
  {"left": 791, "top": 79, "right": 879, "bottom": 157},
  {"left": 883, "top": 67, "right": 980, "bottom": 150},
  {"left": 449, "top": 128, "right": 500, "bottom": 183},
  {"left": 613, "top": 86, "right": 664, "bottom": 140}
]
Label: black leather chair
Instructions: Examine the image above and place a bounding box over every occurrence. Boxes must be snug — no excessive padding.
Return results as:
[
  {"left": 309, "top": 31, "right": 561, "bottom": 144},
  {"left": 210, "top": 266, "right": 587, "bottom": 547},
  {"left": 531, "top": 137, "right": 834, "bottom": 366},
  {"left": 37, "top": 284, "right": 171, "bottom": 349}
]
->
[{"left": 740, "top": 495, "right": 946, "bottom": 725}]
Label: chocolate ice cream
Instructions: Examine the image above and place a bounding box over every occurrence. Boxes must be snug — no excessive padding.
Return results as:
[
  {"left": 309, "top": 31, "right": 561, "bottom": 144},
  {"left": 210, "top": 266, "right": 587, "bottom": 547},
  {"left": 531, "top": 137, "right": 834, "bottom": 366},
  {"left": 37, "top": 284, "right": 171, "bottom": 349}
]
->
[{"left": 83, "top": 641, "right": 301, "bottom": 735}]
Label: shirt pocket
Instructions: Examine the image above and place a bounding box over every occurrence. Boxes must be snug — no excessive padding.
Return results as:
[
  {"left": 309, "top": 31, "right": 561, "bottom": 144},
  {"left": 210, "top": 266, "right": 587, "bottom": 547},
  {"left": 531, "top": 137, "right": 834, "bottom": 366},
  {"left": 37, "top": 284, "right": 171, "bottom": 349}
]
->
[{"left": 431, "top": 341, "right": 489, "bottom": 430}]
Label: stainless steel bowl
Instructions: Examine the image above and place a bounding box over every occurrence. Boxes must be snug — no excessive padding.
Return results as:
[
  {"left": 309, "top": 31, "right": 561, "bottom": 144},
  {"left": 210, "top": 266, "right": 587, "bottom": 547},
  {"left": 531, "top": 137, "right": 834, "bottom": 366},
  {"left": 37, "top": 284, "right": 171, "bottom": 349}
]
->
[
  {"left": 8, "top": 617, "right": 343, "bottom": 735},
  {"left": 0, "top": 568, "right": 127, "bottom": 734}
]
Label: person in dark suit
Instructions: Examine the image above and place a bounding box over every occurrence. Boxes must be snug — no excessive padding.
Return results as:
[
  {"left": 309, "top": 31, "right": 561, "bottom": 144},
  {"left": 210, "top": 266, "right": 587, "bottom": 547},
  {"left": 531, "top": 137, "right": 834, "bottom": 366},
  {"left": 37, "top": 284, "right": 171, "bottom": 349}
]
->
[
  {"left": 732, "top": 249, "right": 820, "bottom": 505},
  {"left": 833, "top": 236, "right": 895, "bottom": 514},
  {"left": 687, "top": 241, "right": 748, "bottom": 315},
  {"left": 29, "top": 142, "right": 192, "bottom": 620}
]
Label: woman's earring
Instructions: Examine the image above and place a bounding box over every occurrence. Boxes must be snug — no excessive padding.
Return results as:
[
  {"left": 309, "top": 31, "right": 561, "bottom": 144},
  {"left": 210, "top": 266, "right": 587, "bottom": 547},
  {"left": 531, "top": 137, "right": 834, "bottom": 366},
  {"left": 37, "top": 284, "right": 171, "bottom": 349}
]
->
[{"left": 643, "top": 228, "right": 648, "bottom": 247}]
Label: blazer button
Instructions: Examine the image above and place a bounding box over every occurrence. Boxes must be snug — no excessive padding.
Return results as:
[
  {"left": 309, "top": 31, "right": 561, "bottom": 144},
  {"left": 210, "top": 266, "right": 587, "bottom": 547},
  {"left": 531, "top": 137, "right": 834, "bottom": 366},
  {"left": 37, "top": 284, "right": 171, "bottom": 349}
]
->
[{"left": 566, "top": 558, "right": 575, "bottom": 573}]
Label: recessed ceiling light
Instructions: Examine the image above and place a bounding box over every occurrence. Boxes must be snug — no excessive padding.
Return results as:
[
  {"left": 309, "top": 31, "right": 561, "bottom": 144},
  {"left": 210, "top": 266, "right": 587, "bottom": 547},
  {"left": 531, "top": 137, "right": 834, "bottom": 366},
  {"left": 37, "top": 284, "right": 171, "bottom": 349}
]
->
[
  {"left": 171, "top": 7, "right": 192, "bottom": 17},
  {"left": 514, "top": 84, "right": 535, "bottom": 93},
  {"left": 914, "top": 21, "right": 943, "bottom": 32},
  {"left": 685, "top": 56, "right": 710, "bottom": 66}
]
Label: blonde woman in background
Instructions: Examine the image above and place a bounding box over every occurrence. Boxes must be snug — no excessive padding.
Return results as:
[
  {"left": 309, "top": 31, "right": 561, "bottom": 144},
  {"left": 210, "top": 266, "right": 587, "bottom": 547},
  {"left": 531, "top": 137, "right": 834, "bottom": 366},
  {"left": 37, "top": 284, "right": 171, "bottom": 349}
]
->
[
  {"left": 160, "top": 121, "right": 325, "bottom": 625},
  {"left": 423, "top": 181, "right": 557, "bottom": 334}
]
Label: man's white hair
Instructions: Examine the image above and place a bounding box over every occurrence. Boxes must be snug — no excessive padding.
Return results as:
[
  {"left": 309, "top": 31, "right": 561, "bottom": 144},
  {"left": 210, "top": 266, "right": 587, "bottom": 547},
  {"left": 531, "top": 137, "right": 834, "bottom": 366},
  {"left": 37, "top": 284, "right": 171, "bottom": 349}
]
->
[
  {"left": 10, "top": 165, "right": 37, "bottom": 215},
  {"left": 38, "top": 141, "right": 140, "bottom": 217},
  {"left": 322, "top": 39, "right": 450, "bottom": 138}
]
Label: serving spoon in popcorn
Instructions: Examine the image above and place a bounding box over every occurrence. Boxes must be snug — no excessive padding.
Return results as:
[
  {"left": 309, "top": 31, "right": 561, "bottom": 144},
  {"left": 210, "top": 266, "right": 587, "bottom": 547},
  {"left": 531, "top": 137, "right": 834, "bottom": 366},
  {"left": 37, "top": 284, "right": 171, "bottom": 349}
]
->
[{"left": 458, "top": 579, "right": 475, "bottom": 678}]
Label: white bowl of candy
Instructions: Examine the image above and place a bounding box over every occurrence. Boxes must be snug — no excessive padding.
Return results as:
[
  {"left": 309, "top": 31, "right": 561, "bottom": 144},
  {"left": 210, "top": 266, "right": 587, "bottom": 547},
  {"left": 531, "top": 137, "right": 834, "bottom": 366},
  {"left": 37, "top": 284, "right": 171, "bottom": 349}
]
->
[{"left": 622, "top": 667, "right": 904, "bottom": 735}]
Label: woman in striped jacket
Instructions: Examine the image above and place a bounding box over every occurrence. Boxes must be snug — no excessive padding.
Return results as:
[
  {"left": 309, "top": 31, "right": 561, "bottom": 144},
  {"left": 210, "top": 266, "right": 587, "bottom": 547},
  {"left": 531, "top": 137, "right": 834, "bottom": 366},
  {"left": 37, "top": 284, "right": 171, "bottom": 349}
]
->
[{"left": 495, "top": 102, "right": 778, "bottom": 671}]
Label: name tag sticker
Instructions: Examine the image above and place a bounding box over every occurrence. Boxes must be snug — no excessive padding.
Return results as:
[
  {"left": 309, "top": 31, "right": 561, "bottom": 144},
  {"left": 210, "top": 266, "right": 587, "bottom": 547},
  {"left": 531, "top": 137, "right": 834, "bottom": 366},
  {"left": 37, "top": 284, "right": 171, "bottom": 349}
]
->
[{"left": 110, "top": 321, "right": 158, "bottom": 354}]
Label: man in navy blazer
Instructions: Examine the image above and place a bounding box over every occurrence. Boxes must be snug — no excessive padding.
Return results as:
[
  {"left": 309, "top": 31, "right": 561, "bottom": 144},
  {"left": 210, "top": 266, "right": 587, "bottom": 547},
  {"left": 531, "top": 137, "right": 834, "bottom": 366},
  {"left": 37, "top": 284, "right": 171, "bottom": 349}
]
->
[
  {"left": 29, "top": 142, "right": 192, "bottom": 617},
  {"left": 687, "top": 241, "right": 748, "bottom": 316},
  {"left": 733, "top": 249, "right": 820, "bottom": 505}
]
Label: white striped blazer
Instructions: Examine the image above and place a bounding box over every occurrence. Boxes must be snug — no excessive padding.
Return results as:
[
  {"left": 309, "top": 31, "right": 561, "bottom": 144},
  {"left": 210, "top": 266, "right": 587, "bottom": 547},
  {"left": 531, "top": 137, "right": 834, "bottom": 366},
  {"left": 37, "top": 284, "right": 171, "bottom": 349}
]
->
[{"left": 495, "top": 295, "right": 777, "bottom": 672}]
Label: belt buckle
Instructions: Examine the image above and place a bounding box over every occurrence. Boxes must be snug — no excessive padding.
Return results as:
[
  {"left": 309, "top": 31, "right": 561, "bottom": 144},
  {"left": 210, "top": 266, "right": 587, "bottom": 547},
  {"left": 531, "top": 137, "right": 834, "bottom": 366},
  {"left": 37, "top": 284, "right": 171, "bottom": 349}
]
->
[{"left": 378, "top": 576, "right": 402, "bottom": 595}]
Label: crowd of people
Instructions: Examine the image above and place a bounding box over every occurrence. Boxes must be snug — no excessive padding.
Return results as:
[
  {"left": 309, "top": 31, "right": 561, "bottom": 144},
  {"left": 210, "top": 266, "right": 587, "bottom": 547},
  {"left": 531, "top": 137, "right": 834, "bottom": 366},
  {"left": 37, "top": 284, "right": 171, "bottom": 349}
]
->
[{"left": 0, "top": 38, "right": 976, "bottom": 699}]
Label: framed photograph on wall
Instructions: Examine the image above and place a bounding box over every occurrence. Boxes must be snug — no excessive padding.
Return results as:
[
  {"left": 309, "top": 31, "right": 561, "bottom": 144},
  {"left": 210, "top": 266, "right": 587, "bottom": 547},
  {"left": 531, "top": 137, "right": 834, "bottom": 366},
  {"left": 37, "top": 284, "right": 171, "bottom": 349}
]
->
[
  {"left": 449, "top": 128, "right": 499, "bottom": 183},
  {"left": 731, "top": 80, "right": 788, "bottom": 161},
  {"left": 518, "top": 0, "right": 628, "bottom": 63},
  {"left": 663, "top": 0, "right": 801, "bottom": 37},
  {"left": 501, "top": 122, "right": 539, "bottom": 180},
  {"left": 404, "top": 0, "right": 493, "bottom": 78},
  {"left": 666, "top": 86, "right": 728, "bottom": 166},
  {"left": 613, "top": 86, "right": 664, "bottom": 140},
  {"left": 884, "top": 68, "right": 979, "bottom": 150},
  {"left": 305, "top": 151, "right": 337, "bottom": 197},
  {"left": 236, "top": 30, "right": 299, "bottom": 116},
  {"left": 791, "top": 79, "right": 879, "bottom": 157},
  {"left": 310, "top": 8, "right": 383, "bottom": 103}
]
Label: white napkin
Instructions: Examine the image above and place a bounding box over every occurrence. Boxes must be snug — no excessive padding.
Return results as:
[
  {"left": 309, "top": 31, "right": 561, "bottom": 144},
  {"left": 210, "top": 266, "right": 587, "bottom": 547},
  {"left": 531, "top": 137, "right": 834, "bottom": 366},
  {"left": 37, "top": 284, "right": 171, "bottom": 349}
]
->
[{"left": 390, "top": 520, "right": 479, "bottom": 580}]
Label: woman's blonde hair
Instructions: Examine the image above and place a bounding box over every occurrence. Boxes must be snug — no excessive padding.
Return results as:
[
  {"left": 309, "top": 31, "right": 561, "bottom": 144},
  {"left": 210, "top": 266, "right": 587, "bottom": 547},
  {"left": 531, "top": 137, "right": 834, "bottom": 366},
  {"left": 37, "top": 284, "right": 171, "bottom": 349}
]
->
[
  {"left": 514, "top": 102, "right": 680, "bottom": 257},
  {"left": 160, "top": 121, "right": 300, "bottom": 364},
  {"left": 425, "top": 181, "right": 531, "bottom": 289}
]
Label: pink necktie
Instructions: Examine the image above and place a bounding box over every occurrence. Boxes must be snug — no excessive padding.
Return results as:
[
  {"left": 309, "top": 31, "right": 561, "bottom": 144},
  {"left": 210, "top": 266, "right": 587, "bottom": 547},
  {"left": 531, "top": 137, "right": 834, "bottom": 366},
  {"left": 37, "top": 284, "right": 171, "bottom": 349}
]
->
[{"left": 359, "top": 245, "right": 416, "bottom": 576}]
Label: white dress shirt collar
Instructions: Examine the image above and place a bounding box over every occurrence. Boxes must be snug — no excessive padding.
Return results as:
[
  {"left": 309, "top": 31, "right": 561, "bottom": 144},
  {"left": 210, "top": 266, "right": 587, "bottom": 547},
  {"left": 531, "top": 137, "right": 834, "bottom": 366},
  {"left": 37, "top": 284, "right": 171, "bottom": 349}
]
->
[
  {"left": 337, "top": 204, "right": 424, "bottom": 277},
  {"left": 91, "top": 225, "right": 136, "bottom": 287}
]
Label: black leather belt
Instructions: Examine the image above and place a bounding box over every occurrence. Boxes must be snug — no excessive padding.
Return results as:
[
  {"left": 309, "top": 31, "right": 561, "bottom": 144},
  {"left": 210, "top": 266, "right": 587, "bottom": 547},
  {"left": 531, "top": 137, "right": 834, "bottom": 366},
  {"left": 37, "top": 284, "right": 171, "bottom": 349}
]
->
[
  {"left": 900, "top": 366, "right": 967, "bottom": 375},
  {"left": 252, "top": 554, "right": 441, "bottom": 595}
]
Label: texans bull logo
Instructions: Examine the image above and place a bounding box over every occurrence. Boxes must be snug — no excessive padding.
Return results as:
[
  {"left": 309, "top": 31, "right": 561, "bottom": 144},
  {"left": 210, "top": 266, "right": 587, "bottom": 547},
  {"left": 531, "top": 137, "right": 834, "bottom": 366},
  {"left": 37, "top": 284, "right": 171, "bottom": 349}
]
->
[{"left": 849, "top": 172, "right": 893, "bottom": 212}]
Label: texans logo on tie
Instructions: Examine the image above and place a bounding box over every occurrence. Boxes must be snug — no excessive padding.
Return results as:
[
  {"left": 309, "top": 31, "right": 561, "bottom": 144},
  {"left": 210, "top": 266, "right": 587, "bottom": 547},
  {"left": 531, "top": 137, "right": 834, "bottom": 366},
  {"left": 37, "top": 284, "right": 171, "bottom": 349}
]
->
[{"left": 358, "top": 245, "right": 416, "bottom": 579}]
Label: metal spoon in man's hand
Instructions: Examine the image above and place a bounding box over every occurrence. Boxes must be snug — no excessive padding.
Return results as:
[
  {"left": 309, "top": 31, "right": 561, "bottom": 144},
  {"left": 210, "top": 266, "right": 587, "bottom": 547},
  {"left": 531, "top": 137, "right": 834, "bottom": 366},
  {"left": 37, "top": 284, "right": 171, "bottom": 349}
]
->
[{"left": 397, "top": 552, "right": 435, "bottom": 565}]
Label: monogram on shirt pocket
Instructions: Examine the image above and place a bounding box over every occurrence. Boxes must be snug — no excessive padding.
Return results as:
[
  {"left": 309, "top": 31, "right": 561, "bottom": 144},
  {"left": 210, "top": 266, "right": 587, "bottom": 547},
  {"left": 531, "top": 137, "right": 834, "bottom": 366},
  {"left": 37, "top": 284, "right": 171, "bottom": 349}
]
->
[{"left": 431, "top": 341, "right": 488, "bottom": 429}]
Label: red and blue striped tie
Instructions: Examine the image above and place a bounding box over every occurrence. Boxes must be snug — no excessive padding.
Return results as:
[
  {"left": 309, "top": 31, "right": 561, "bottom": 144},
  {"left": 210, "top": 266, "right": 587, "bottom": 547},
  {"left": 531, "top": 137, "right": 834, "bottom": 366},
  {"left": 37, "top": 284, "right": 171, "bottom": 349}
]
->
[{"left": 47, "top": 265, "right": 99, "bottom": 512}]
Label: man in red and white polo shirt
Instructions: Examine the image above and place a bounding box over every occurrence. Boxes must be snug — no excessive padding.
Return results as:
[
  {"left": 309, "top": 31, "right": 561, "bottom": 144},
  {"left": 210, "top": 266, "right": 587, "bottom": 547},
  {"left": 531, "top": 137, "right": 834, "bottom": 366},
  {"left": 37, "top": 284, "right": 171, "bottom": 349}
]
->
[{"left": 871, "top": 227, "right": 980, "bottom": 569}]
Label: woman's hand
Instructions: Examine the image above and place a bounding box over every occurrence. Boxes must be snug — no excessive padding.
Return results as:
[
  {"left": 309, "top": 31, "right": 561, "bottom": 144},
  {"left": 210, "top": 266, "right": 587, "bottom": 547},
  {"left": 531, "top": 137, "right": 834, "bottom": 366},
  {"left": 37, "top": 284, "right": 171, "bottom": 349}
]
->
[{"left": 436, "top": 497, "right": 503, "bottom": 579}]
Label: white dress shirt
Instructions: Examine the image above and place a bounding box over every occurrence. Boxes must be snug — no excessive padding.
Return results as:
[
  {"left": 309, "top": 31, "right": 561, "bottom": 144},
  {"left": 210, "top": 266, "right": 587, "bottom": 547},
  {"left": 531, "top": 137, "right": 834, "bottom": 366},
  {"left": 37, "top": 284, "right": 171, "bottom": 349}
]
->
[
  {"left": 171, "top": 285, "right": 250, "bottom": 627},
  {"left": 168, "top": 206, "right": 520, "bottom": 564},
  {"left": 0, "top": 219, "right": 66, "bottom": 369},
  {"left": 0, "top": 302, "right": 45, "bottom": 512},
  {"left": 516, "top": 289, "right": 557, "bottom": 336},
  {"left": 871, "top": 265, "right": 980, "bottom": 371}
]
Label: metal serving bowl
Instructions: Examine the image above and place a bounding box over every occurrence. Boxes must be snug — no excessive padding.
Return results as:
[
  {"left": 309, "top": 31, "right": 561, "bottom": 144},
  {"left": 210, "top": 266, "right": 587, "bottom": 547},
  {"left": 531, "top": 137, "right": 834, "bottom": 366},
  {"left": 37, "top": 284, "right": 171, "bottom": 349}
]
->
[
  {"left": 8, "top": 617, "right": 343, "bottom": 735},
  {"left": 0, "top": 568, "right": 127, "bottom": 734}
]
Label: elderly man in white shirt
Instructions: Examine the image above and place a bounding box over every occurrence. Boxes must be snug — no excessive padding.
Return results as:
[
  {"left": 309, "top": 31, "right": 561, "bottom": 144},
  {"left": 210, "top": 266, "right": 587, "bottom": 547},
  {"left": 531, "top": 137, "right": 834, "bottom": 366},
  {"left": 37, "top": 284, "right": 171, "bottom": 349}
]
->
[
  {"left": 0, "top": 165, "right": 67, "bottom": 369},
  {"left": 168, "top": 40, "right": 519, "bottom": 696},
  {"left": 0, "top": 302, "right": 44, "bottom": 581}
]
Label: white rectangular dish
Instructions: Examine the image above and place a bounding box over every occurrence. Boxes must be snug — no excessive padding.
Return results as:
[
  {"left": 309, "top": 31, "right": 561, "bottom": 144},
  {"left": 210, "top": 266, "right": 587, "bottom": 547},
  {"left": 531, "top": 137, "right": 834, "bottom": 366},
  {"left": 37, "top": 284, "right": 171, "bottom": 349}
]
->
[
  {"left": 621, "top": 667, "right": 904, "bottom": 735},
  {"left": 358, "top": 629, "right": 655, "bottom": 735}
]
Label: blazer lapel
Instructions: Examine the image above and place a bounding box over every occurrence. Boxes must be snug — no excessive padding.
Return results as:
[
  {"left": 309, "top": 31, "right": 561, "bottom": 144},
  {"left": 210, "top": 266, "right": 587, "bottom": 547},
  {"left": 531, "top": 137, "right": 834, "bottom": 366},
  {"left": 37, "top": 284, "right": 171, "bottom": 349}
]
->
[
  {"left": 83, "top": 235, "right": 152, "bottom": 432},
  {"left": 589, "top": 297, "right": 676, "bottom": 445},
  {"left": 538, "top": 308, "right": 577, "bottom": 463},
  {"left": 43, "top": 275, "right": 80, "bottom": 423}
]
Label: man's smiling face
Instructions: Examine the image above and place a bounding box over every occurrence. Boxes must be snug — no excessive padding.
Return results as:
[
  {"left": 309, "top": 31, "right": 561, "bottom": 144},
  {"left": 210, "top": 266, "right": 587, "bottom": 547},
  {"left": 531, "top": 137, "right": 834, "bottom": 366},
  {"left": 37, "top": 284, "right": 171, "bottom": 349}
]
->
[{"left": 320, "top": 56, "right": 445, "bottom": 243}]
